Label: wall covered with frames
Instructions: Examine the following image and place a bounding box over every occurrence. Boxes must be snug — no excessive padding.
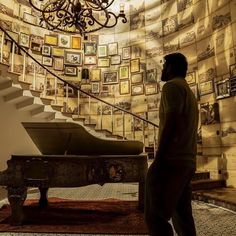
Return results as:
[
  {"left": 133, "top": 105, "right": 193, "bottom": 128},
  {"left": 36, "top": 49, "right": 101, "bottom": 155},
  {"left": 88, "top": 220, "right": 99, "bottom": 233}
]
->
[{"left": 0, "top": 0, "right": 236, "bottom": 186}]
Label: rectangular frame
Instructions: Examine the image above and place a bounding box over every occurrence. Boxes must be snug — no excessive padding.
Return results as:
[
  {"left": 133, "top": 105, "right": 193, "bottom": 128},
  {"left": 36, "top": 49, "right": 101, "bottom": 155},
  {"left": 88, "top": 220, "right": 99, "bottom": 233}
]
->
[
  {"left": 71, "top": 36, "right": 81, "bottom": 49},
  {"left": 145, "top": 83, "right": 159, "bottom": 95},
  {"left": 186, "top": 71, "right": 196, "bottom": 85},
  {"left": 19, "top": 32, "right": 30, "bottom": 48},
  {"left": 42, "top": 56, "right": 53, "bottom": 67},
  {"left": 64, "top": 51, "right": 82, "bottom": 66},
  {"left": 215, "top": 79, "right": 230, "bottom": 99},
  {"left": 131, "top": 73, "right": 143, "bottom": 84},
  {"left": 91, "top": 82, "right": 100, "bottom": 94},
  {"left": 44, "top": 34, "right": 58, "bottom": 46},
  {"left": 98, "top": 58, "right": 110, "bottom": 67},
  {"left": 122, "top": 46, "right": 131, "bottom": 60},
  {"left": 199, "top": 80, "right": 214, "bottom": 96},
  {"left": 52, "top": 47, "right": 64, "bottom": 57},
  {"left": 130, "top": 58, "right": 140, "bottom": 73},
  {"left": 120, "top": 80, "right": 130, "bottom": 95},
  {"left": 108, "top": 42, "right": 118, "bottom": 56},
  {"left": 146, "top": 69, "right": 157, "bottom": 83},
  {"left": 98, "top": 45, "right": 108, "bottom": 57},
  {"left": 84, "top": 55, "right": 97, "bottom": 65},
  {"left": 229, "top": 63, "right": 236, "bottom": 77},
  {"left": 64, "top": 66, "right": 78, "bottom": 76},
  {"left": 42, "top": 45, "right": 51, "bottom": 56},
  {"left": 53, "top": 57, "right": 64, "bottom": 71},
  {"left": 131, "top": 84, "right": 144, "bottom": 96},
  {"left": 84, "top": 42, "right": 97, "bottom": 55},
  {"left": 58, "top": 34, "right": 71, "bottom": 48},
  {"left": 119, "top": 66, "right": 129, "bottom": 80},
  {"left": 111, "top": 55, "right": 121, "bottom": 65},
  {"left": 103, "top": 71, "right": 118, "bottom": 84},
  {"left": 23, "top": 12, "right": 37, "bottom": 25},
  {"left": 91, "top": 69, "right": 101, "bottom": 81}
]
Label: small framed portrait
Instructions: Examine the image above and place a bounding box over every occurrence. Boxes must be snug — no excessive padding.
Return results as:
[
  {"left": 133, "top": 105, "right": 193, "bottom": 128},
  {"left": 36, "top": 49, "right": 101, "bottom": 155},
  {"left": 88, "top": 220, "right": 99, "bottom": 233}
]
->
[
  {"left": 186, "top": 71, "right": 196, "bottom": 85},
  {"left": 91, "top": 69, "right": 101, "bottom": 81},
  {"left": 91, "top": 82, "right": 100, "bottom": 94},
  {"left": 229, "top": 76, "right": 236, "bottom": 95},
  {"left": 65, "top": 66, "right": 78, "bottom": 76},
  {"left": 54, "top": 57, "right": 64, "bottom": 71},
  {"left": 199, "top": 80, "right": 214, "bottom": 96},
  {"left": 84, "top": 42, "right": 97, "bottom": 55},
  {"left": 84, "top": 55, "right": 97, "bottom": 65},
  {"left": 108, "top": 42, "right": 118, "bottom": 55},
  {"left": 98, "top": 58, "right": 110, "bottom": 67},
  {"left": 145, "top": 83, "right": 159, "bottom": 95},
  {"left": 119, "top": 66, "right": 129, "bottom": 80},
  {"left": 90, "top": 34, "right": 99, "bottom": 43},
  {"left": 44, "top": 34, "right": 58, "bottom": 46},
  {"left": 19, "top": 33, "right": 30, "bottom": 48},
  {"left": 42, "top": 45, "right": 51, "bottom": 56},
  {"left": 64, "top": 51, "right": 82, "bottom": 66},
  {"left": 103, "top": 71, "right": 118, "bottom": 84},
  {"left": 58, "top": 34, "right": 71, "bottom": 48},
  {"left": 98, "top": 45, "right": 108, "bottom": 57},
  {"left": 131, "top": 84, "right": 144, "bottom": 96},
  {"left": 189, "top": 84, "right": 199, "bottom": 100},
  {"left": 122, "top": 46, "right": 131, "bottom": 60},
  {"left": 30, "top": 35, "right": 43, "bottom": 52},
  {"left": 215, "top": 79, "right": 230, "bottom": 99},
  {"left": 111, "top": 55, "right": 121, "bottom": 65},
  {"left": 229, "top": 63, "right": 236, "bottom": 77},
  {"left": 146, "top": 69, "right": 157, "bottom": 83},
  {"left": 130, "top": 58, "right": 140, "bottom": 73},
  {"left": 72, "top": 36, "right": 81, "bottom": 49},
  {"left": 23, "top": 12, "right": 37, "bottom": 25},
  {"left": 131, "top": 73, "right": 143, "bottom": 84},
  {"left": 120, "top": 80, "right": 130, "bottom": 95},
  {"left": 42, "top": 56, "right": 53, "bottom": 67},
  {"left": 52, "top": 47, "right": 64, "bottom": 57}
]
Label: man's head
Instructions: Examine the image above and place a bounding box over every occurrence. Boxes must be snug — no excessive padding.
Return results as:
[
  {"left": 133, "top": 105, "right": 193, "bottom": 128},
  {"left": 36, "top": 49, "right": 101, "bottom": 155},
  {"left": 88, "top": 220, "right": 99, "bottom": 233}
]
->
[{"left": 161, "top": 53, "right": 188, "bottom": 82}]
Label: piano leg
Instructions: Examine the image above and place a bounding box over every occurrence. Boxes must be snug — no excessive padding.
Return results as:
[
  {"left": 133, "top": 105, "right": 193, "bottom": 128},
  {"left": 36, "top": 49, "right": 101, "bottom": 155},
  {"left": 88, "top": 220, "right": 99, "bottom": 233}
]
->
[
  {"left": 7, "top": 186, "right": 27, "bottom": 225},
  {"left": 39, "top": 187, "right": 49, "bottom": 208}
]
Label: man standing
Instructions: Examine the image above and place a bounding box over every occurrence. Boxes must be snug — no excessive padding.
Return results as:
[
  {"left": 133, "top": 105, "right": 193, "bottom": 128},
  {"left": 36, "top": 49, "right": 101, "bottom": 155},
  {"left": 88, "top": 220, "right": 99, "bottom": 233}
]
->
[{"left": 145, "top": 53, "right": 198, "bottom": 236}]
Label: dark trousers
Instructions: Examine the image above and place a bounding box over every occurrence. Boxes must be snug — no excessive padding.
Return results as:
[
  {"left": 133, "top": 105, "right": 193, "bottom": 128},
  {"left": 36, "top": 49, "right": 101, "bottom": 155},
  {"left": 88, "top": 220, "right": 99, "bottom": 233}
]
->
[{"left": 145, "top": 160, "right": 196, "bottom": 236}]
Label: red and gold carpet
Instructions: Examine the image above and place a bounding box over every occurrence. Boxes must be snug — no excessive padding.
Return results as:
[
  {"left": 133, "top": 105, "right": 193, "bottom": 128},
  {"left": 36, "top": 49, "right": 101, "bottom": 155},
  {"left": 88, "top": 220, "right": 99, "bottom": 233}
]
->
[{"left": 0, "top": 198, "right": 148, "bottom": 234}]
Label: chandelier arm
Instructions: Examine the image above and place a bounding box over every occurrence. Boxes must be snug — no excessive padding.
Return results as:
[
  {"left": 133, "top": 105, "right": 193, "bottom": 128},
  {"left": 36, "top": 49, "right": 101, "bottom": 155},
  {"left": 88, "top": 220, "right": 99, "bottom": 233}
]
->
[
  {"left": 29, "top": 0, "right": 66, "bottom": 13},
  {"left": 85, "top": 0, "right": 115, "bottom": 10}
]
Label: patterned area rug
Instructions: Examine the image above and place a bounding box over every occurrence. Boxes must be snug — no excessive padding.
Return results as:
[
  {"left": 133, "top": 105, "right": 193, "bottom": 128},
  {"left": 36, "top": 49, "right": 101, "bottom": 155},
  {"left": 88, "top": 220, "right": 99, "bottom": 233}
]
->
[{"left": 0, "top": 198, "right": 148, "bottom": 234}]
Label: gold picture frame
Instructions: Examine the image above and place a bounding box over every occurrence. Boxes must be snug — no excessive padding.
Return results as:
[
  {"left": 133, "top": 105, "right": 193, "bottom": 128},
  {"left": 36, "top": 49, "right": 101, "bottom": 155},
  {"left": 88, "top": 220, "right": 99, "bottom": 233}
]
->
[
  {"left": 130, "top": 58, "right": 140, "bottom": 73},
  {"left": 120, "top": 80, "right": 130, "bottom": 95},
  {"left": 119, "top": 66, "right": 129, "bottom": 80},
  {"left": 52, "top": 47, "right": 64, "bottom": 57},
  {"left": 72, "top": 36, "right": 81, "bottom": 49},
  {"left": 44, "top": 34, "right": 58, "bottom": 46},
  {"left": 91, "top": 69, "right": 101, "bottom": 81}
]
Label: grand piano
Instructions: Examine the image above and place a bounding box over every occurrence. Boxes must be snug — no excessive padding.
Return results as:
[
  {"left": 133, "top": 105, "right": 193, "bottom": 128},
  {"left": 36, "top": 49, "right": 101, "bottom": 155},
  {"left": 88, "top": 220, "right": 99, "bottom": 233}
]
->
[{"left": 0, "top": 122, "right": 148, "bottom": 225}]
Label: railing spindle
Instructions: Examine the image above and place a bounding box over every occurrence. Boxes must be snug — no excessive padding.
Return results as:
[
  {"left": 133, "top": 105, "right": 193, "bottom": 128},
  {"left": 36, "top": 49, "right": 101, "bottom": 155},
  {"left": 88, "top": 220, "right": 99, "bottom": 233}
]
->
[
  {"left": 111, "top": 106, "right": 114, "bottom": 133},
  {"left": 100, "top": 102, "right": 103, "bottom": 129},
  {"left": 122, "top": 111, "right": 125, "bottom": 140},
  {"left": 77, "top": 89, "right": 80, "bottom": 116},
  {"left": 22, "top": 53, "right": 26, "bottom": 82},
  {"left": 66, "top": 83, "right": 69, "bottom": 112},
  {"left": 0, "top": 32, "right": 4, "bottom": 63},
  {"left": 10, "top": 42, "right": 15, "bottom": 72},
  {"left": 33, "top": 62, "right": 36, "bottom": 90}
]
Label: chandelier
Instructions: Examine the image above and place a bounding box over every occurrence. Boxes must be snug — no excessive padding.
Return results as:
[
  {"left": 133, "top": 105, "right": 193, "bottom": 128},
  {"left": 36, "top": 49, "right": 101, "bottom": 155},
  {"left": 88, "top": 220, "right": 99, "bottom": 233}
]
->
[{"left": 29, "top": 0, "right": 127, "bottom": 35}]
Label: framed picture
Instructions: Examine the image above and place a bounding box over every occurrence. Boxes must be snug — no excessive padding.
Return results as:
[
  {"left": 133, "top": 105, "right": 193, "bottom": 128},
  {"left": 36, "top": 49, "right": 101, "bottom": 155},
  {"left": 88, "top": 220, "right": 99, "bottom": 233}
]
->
[
  {"left": 145, "top": 83, "right": 159, "bottom": 95},
  {"left": 65, "top": 66, "right": 77, "bottom": 76},
  {"left": 111, "top": 55, "right": 121, "bottom": 65},
  {"left": 30, "top": 35, "right": 43, "bottom": 52},
  {"left": 186, "top": 71, "right": 196, "bottom": 85},
  {"left": 52, "top": 47, "right": 64, "bottom": 57},
  {"left": 19, "top": 33, "right": 30, "bottom": 48},
  {"left": 64, "top": 51, "right": 82, "bottom": 65},
  {"left": 131, "top": 73, "right": 143, "bottom": 84},
  {"left": 91, "top": 82, "right": 100, "bottom": 94},
  {"left": 44, "top": 34, "right": 58, "bottom": 46},
  {"left": 23, "top": 12, "right": 37, "bottom": 25},
  {"left": 122, "top": 46, "right": 131, "bottom": 60},
  {"left": 84, "top": 55, "right": 97, "bottom": 65},
  {"left": 58, "top": 34, "right": 71, "bottom": 48},
  {"left": 42, "top": 45, "right": 51, "bottom": 56},
  {"left": 98, "top": 45, "right": 108, "bottom": 57},
  {"left": 54, "top": 57, "right": 64, "bottom": 71},
  {"left": 131, "top": 84, "right": 144, "bottom": 96},
  {"left": 91, "top": 69, "right": 101, "bottom": 81},
  {"left": 42, "top": 56, "right": 53, "bottom": 67},
  {"left": 6, "top": 30, "right": 19, "bottom": 43},
  {"left": 229, "top": 63, "right": 236, "bottom": 77},
  {"left": 130, "top": 58, "right": 140, "bottom": 73},
  {"left": 119, "top": 66, "right": 129, "bottom": 80},
  {"left": 199, "top": 80, "right": 214, "bottom": 96},
  {"left": 190, "top": 84, "right": 199, "bottom": 100},
  {"left": 108, "top": 42, "right": 118, "bottom": 55},
  {"left": 215, "top": 79, "right": 230, "bottom": 99},
  {"left": 90, "top": 34, "right": 99, "bottom": 43},
  {"left": 229, "top": 76, "right": 236, "bottom": 95},
  {"left": 84, "top": 42, "right": 97, "bottom": 55},
  {"left": 120, "top": 80, "right": 130, "bottom": 95},
  {"left": 72, "top": 36, "right": 81, "bottom": 49},
  {"left": 98, "top": 58, "right": 110, "bottom": 67},
  {"left": 146, "top": 69, "right": 157, "bottom": 83},
  {"left": 103, "top": 71, "right": 118, "bottom": 84}
]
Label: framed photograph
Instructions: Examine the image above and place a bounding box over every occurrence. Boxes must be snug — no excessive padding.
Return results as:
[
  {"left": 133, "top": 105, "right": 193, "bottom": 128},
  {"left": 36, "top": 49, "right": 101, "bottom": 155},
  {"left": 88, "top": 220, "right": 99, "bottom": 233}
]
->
[
  {"left": 52, "top": 47, "right": 64, "bottom": 57},
  {"left": 23, "top": 12, "right": 37, "bottom": 25},
  {"left": 64, "top": 51, "right": 82, "bottom": 66},
  {"left": 119, "top": 66, "right": 129, "bottom": 80},
  {"left": 120, "top": 80, "right": 130, "bottom": 95},
  {"left": 91, "top": 82, "right": 100, "bottom": 94},
  {"left": 84, "top": 42, "right": 97, "bottom": 55},
  {"left": 58, "top": 34, "right": 71, "bottom": 48},
  {"left": 229, "top": 63, "right": 236, "bottom": 77},
  {"left": 122, "top": 46, "right": 131, "bottom": 60},
  {"left": 42, "top": 56, "right": 53, "bottom": 67},
  {"left": 190, "top": 84, "right": 199, "bottom": 100},
  {"left": 30, "top": 35, "right": 43, "bottom": 52},
  {"left": 215, "top": 79, "right": 230, "bottom": 99},
  {"left": 131, "top": 73, "right": 143, "bottom": 84},
  {"left": 54, "top": 57, "right": 64, "bottom": 71},
  {"left": 90, "top": 34, "right": 99, "bottom": 43},
  {"left": 108, "top": 42, "right": 118, "bottom": 55},
  {"left": 42, "top": 45, "right": 51, "bottom": 56},
  {"left": 6, "top": 30, "right": 19, "bottom": 43},
  {"left": 98, "top": 45, "right": 108, "bottom": 57},
  {"left": 65, "top": 66, "right": 77, "bottom": 76},
  {"left": 19, "top": 33, "right": 30, "bottom": 48},
  {"left": 84, "top": 55, "right": 97, "bottom": 65},
  {"left": 44, "top": 34, "right": 58, "bottom": 46},
  {"left": 91, "top": 69, "right": 101, "bottom": 81},
  {"left": 229, "top": 76, "right": 236, "bottom": 95},
  {"left": 199, "top": 80, "right": 214, "bottom": 96},
  {"left": 131, "top": 84, "right": 144, "bottom": 96},
  {"left": 186, "top": 71, "right": 196, "bottom": 85},
  {"left": 111, "top": 55, "right": 121, "bottom": 65},
  {"left": 72, "top": 36, "right": 81, "bottom": 49},
  {"left": 98, "top": 58, "right": 110, "bottom": 67},
  {"left": 146, "top": 69, "right": 157, "bottom": 83},
  {"left": 145, "top": 83, "right": 159, "bottom": 95},
  {"left": 103, "top": 71, "right": 118, "bottom": 84},
  {"left": 130, "top": 58, "right": 140, "bottom": 73}
]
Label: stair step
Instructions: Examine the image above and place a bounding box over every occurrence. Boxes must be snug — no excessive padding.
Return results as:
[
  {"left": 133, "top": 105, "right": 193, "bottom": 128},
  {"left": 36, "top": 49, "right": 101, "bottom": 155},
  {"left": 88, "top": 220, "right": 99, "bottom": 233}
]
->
[
  {"left": 18, "top": 80, "right": 31, "bottom": 90},
  {"left": 192, "top": 179, "right": 226, "bottom": 191},
  {"left": 51, "top": 104, "right": 63, "bottom": 112},
  {"left": 193, "top": 171, "right": 210, "bottom": 181}
]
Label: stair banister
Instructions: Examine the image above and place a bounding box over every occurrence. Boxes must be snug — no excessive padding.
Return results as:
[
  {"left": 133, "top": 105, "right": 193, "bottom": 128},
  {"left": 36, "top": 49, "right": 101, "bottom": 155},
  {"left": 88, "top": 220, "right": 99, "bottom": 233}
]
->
[{"left": 0, "top": 32, "right": 4, "bottom": 63}]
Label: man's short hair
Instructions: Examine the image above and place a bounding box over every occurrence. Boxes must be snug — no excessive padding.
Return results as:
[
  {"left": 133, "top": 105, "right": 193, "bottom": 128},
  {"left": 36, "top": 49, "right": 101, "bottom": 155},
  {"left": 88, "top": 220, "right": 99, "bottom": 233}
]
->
[{"left": 164, "top": 53, "right": 188, "bottom": 78}]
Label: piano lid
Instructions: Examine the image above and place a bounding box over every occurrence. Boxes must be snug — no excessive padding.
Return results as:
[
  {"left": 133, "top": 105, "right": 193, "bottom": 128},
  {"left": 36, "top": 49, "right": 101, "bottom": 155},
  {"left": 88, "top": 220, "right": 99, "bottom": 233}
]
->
[{"left": 22, "top": 122, "right": 144, "bottom": 155}]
